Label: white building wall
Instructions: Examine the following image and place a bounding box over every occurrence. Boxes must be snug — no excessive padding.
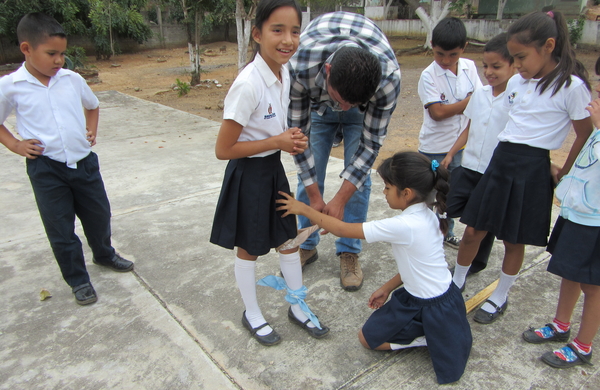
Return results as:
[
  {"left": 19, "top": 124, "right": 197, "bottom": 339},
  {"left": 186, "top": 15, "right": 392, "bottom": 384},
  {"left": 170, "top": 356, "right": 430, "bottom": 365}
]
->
[{"left": 374, "top": 19, "right": 600, "bottom": 45}]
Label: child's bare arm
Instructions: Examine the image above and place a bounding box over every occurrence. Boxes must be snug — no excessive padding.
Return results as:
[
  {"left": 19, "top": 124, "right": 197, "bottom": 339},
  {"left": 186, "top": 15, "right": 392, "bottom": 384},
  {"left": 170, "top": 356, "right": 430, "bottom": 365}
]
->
[
  {"left": 559, "top": 116, "right": 593, "bottom": 180},
  {"left": 426, "top": 95, "right": 471, "bottom": 121},
  {"left": 215, "top": 121, "right": 307, "bottom": 160},
  {"left": 0, "top": 124, "right": 44, "bottom": 158},
  {"left": 276, "top": 191, "right": 365, "bottom": 239},
  {"left": 85, "top": 107, "right": 99, "bottom": 146},
  {"left": 368, "top": 273, "right": 402, "bottom": 309},
  {"left": 441, "top": 123, "right": 469, "bottom": 168}
]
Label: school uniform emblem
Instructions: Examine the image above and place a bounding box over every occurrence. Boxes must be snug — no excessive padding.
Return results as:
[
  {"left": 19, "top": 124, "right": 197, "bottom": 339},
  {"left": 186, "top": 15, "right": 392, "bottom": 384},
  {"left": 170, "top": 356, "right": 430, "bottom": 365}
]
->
[
  {"left": 440, "top": 93, "right": 449, "bottom": 104},
  {"left": 264, "top": 103, "right": 276, "bottom": 119},
  {"left": 508, "top": 92, "right": 517, "bottom": 104}
]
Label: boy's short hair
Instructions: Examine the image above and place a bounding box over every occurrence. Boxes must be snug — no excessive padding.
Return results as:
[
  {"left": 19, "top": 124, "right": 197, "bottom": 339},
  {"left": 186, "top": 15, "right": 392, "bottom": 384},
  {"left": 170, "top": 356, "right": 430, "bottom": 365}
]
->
[
  {"left": 329, "top": 46, "right": 382, "bottom": 105},
  {"left": 17, "top": 13, "right": 66, "bottom": 48},
  {"left": 432, "top": 17, "right": 467, "bottom": 51},
  {"left": 484, "top": 33, "right": 513, "bottom": 64}
]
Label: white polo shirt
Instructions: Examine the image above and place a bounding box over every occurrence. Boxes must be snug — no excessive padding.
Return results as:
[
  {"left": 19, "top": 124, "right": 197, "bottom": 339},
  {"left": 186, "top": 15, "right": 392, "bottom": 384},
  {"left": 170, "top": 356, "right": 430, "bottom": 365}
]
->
[
  {"left": 223, "top": 53, "right": 290, "bottom": 158},
  {"left": 462, "top": 85, "right": 509, "bottom": 173},
  {"left": 362, "top": 202, "right": 452, "bottom": 299},
  {"left": 0, "top": 64, "right": 99, "bottom": 168},
  {"left": 418, "top": 58, "right": 483, "bottom": 154},
  {"left": 499, "top": 73, "right": 591, "bottom": 150}
]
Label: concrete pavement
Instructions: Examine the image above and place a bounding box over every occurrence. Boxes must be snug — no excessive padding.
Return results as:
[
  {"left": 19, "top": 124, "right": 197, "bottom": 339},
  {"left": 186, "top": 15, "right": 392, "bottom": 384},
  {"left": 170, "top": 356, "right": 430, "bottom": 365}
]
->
[{"left": 1, "top": 91, "right": 599, "bottom": 389}]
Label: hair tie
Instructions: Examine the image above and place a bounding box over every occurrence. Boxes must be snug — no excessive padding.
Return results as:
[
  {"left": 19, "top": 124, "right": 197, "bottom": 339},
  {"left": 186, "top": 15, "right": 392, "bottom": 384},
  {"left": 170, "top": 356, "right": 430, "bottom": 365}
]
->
[
  {"left": 431, "top": 160, "right": 439, "bottom": 172},
  {"left": 439, "top": 212, "right": 447, "bottom": 219},
  {"left": 546, "top": 11, "right": 554, "bottom": 19}
]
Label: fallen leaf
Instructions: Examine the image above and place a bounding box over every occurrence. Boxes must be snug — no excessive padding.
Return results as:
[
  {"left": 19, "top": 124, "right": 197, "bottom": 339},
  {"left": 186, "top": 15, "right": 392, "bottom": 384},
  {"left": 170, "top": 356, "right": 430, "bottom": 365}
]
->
[{"left": 39, "top": 289, "right": 52, "bottom": 301}]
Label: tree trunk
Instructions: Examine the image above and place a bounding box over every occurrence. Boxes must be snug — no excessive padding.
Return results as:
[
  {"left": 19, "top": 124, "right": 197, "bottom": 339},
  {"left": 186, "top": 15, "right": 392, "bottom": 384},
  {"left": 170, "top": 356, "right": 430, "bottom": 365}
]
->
[
  {"left": 108, "top": 1, "right": 114, "bottom": 58},
  {"left": 496, "top": 0, "right": 508, "bottom": 20},
  {"left": 157, "top": 5, "right": 165, "bottom": 49},
  {"left": 179, "top": 0, "right": 194, "bottom": 72},
  {"left": 383, "top": 0, "right": 393, "bottom": 20},
  {"left": 415, "top": 1, "right": 451, "bottom": 49},
  {"left": 235, "top": 0, "right": 256, "bottom": 71},
  {"left": 191, "top": 11, "right": 201, "bottom": 85}
]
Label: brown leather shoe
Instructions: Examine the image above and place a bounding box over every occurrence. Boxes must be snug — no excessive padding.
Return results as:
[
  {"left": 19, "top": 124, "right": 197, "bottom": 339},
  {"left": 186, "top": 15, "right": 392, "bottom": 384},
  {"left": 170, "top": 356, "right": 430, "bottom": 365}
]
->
[
  {"left": 339, "top": 252, "right": 363, "bottom": 291},
  {"left": 299, "top": 248, "right": 318, "bottom": 269}
]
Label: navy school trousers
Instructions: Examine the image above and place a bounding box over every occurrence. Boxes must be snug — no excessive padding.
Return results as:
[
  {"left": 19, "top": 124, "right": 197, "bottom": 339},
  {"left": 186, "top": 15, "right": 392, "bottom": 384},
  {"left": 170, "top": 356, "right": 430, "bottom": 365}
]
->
[{"left": 26, "top": 152, "right": 115, "bottom": 287}]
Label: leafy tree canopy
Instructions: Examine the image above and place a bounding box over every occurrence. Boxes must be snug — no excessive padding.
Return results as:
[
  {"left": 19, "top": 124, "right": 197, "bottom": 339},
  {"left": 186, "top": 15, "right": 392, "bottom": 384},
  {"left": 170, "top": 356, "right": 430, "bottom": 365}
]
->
[{"left": 0, "top": 0, "right": 151, "bottom": 60}]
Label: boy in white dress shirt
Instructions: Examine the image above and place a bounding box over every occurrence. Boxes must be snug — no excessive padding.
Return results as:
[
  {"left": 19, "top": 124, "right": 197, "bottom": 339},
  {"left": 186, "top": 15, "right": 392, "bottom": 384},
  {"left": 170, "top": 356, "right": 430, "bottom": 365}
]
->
[
  {"left": 417, "top": 17, "right": 483, "bottom": 249},
  {"left": 0, "top": 13, "right": 133, "bottom": 305}
]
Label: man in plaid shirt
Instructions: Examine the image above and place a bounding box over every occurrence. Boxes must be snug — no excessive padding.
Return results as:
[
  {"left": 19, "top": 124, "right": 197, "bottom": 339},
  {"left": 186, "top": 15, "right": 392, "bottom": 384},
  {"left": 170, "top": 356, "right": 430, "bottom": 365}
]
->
[{"left": 288, "top": 11, "right": 401, "bottom": 291}]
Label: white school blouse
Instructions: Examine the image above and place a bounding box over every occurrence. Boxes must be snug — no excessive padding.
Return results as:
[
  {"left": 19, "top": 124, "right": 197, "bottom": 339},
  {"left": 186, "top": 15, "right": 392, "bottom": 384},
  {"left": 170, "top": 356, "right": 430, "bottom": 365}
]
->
[
  {"left": 223, "top": 53, "right": 290, "bottom": 158},
  {"left": 362, "top": 202, "right": 452, "bottom": 299},
  {"left": 418, "top": 58, "right": 483, "bottom": 154},
  {"left": 499, "top": 74, "right": 591, "bottom": 150},
  {"left": 0, "top": 65, "right": 99, "bottom": 168},
  {"left": 462, "top": 85, "right": 509, "bottom": 173}
]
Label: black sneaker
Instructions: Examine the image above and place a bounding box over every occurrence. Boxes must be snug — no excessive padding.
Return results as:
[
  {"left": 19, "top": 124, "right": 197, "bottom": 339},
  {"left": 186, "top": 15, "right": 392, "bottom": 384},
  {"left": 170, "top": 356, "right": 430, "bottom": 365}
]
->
[
  {"left": 444, "top": 235, "right": 460, "bottom": 249},
  {"left": 93, "top": 253, "right": 134, "bottom": 272},
  {"left": 72, "top": 283, "right": 97, "bottom": 305}
]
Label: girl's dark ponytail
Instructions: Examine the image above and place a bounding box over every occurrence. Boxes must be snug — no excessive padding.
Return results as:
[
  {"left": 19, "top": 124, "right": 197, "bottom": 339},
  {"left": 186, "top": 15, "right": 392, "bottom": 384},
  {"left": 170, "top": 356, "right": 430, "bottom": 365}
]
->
[
  {"left": 508, "top": 11, "right": 590, "bottom": 95},
  {"left": 377, "top": 152, "right": 450, "bottom": 235},
  {"left": 432, "top": 165, "right": 450, "bottom": 236}
]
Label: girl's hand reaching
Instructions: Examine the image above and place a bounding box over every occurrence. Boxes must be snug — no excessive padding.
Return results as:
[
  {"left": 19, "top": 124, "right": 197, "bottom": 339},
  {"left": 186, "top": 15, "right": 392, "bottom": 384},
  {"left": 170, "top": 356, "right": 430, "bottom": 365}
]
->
[
  {"left": 587, "top": 98, "right": 600, "bottom": 129},
  {"left": 368, "top": 287, "right": 390, "bottom": 310},
  {"left": 276, "top": 191, "right": 311, "bottom": 218}
]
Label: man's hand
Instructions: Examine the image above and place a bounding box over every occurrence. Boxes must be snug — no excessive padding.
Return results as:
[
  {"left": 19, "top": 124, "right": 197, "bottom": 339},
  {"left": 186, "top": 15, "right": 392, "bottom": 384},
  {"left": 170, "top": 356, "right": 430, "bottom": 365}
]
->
[{"left": 320, "top": 180, "right": 356, "bottom": 234}]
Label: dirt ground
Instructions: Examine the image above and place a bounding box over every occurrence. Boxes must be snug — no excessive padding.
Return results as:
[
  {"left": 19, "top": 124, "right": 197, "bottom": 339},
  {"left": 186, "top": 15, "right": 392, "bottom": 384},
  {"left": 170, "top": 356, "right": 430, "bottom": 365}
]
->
[{"left": 69, "top": 37, "right": 600, "bottom": 166}]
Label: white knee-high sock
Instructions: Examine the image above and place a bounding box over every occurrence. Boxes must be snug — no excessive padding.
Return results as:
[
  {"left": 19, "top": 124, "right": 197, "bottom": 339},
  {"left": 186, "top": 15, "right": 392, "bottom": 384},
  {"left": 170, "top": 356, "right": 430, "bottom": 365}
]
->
[
  {"left": 481, "top": 271, "right": 518, "bottom": 313},
  {"left": 235, "top": 257, "right": 272, "bottom": 336},
  {"left": 452, "top": 264, "right": 471, "bottom": 289},
  {"left": 279, "top": 252, "right": 314, "bottom": 328}
]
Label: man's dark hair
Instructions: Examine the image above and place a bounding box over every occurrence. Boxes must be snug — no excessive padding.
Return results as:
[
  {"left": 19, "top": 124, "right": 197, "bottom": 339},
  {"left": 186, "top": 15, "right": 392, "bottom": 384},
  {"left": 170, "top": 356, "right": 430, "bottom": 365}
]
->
[
  {"left": 17, "top": 13, "right": 66, "bottom": 48},
  {"left": 431, "top": 17, "right": 467, "bottom": 51},
  {"left": 329, "top": 46, "right": 382, "bottom": 105}
]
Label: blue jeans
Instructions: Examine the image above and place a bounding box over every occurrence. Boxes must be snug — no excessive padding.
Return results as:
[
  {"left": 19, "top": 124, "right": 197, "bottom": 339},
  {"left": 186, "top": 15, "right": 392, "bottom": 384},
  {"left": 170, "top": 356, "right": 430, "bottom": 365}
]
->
[
  {"left": 419, "top": 150, "right": 463, "bottom": 238},
  {"left": 297, "top": 107, "right": 371, "bottom": 254}
]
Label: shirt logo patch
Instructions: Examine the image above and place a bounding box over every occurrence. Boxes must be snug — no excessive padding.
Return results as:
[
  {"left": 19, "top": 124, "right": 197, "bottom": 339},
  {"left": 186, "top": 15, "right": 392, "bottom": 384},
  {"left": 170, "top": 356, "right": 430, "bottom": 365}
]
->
[
  {"left": 264, "top": 103, "right": 277, "bottom": 119},
  {"left": 440, "top": 93, "right": 449, "bottom": 104},
  {"left": 508, "top": 92, "right": 517, "bottom": 104}
]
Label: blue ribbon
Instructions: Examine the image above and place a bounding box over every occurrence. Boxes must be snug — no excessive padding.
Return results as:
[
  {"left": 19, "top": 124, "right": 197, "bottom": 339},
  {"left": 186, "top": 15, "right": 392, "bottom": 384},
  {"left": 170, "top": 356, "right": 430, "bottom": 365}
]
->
[
  {"left": 431, "top": 159, "right": 439, "bottom": 172},
  {"left": 257, "top": 275, "right": 322, "bottom": 329}
]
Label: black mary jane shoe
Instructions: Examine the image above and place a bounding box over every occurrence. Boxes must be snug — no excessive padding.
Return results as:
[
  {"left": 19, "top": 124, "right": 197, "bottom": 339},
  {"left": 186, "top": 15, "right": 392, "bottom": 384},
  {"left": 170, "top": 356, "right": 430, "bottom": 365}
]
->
[
  {"left": 287, "top": 307, "right": 330, "bottom": 339},
  {"left": 93, "top": 253, "right": 134, "bottom": 272},
  {"left": 241, "top": 311, "right": 281, "bottom": 346},
  {"left": 473, "top": 299, "right": 507, "bottom": 324},
  {"left": 541, "top": 344, "right": 593, "bottom": 368},
  {"left": 72, "top": 283, "right": 97, "bottom": 305}
]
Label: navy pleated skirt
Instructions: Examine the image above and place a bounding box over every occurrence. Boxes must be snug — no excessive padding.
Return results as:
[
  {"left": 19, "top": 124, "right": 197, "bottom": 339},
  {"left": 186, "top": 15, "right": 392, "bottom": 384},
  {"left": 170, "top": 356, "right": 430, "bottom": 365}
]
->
[
  {"left": 446, "top": 166, "right": 484, "bottom": 219},
  {"left": 547, "top": 216, "right": 600, "bottom": 285},
  {"left": 210, "top": 151, "right": 297, "bottom": 256},
  {"left": 460, "top": 142, "right": 553, "bottom": 246},
  {"left": 361, "top": 283, "right": 472, "bottom": 384}
]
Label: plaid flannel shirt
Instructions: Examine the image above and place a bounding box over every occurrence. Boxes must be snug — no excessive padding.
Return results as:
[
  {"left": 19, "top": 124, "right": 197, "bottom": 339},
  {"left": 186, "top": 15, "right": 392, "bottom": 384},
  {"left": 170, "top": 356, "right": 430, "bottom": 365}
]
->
[{"left": 288, "top": 12, "right": 401, "bottom": 190}]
